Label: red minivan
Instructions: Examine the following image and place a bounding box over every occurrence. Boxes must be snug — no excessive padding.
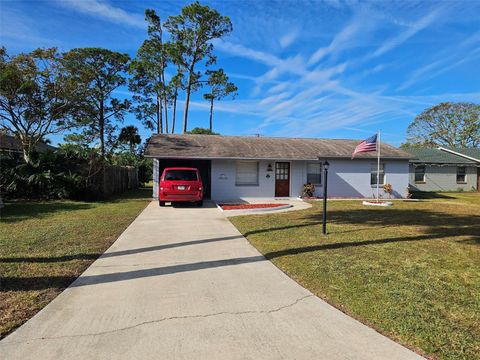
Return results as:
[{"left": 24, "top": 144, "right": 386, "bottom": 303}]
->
[{"left": 159, "top": 167, "right": 203, "bottom": 207}]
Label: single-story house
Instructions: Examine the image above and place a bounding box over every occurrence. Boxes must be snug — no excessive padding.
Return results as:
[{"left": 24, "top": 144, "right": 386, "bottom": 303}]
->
[
  {"left": 406, "top": 147, "right": 480, "bottom": 192},
  {"left": 145, "top": 134, "right": 413, "bottom": 201}
]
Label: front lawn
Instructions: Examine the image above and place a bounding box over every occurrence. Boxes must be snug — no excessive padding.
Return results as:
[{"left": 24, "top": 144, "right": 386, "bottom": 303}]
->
[
  {"left": 230, "top": 193, "right": 480, "bottom": 360},
  {"left": 0, "top": 188, "right": 151, "bottom": 338}
]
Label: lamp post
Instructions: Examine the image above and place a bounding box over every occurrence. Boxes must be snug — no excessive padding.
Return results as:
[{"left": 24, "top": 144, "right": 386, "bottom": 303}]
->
[{"left": 322, "top": 160, "right": 329, "bottom": 235}]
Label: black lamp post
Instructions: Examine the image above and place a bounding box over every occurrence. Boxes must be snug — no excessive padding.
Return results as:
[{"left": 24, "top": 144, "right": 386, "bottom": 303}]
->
[{"left": 322, "top": 160, "right": 329, "bottom": 235}]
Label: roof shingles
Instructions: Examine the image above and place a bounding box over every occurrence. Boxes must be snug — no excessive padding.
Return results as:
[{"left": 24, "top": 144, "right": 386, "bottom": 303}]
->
[
  {"left": 145, "top": 134, "right": 412, "bottom": 160},
  {"left": 406, "top": 148, "right": 478, "bottom": 164}
]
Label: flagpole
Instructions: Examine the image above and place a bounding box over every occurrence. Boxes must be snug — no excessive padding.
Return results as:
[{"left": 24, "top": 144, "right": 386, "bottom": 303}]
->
[{"left": 376, "top": 130, "right": 381, "bottom": 201}]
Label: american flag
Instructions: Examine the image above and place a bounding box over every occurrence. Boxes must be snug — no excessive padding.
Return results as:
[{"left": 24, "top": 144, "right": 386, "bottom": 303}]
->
[{"left": 352, "top": 134, "right": 377, "bottom": 159}]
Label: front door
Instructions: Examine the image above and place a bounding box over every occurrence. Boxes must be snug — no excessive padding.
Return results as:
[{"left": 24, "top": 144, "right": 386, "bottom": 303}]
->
[{"left": 275, "top": 162, "right": 290, "bottom": 197}]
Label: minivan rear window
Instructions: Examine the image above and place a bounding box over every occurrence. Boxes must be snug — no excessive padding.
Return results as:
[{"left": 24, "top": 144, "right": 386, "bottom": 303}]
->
[{"left": 164, "top": 170, "right": 198, "bottom": 181}]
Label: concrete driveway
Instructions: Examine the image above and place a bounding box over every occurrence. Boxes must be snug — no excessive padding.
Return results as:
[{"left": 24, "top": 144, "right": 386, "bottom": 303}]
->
[{"left": 1, "top": 201, "right": 423, "bottom": 360}]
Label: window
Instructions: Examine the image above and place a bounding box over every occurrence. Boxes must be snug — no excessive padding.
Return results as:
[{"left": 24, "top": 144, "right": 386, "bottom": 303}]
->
[
  {"left": 236, "top": 161, "right": 259, "bottom": 186},
  {"left": 164, "top": 170, "right": 198, "bottom": 181},
  {"left": 307, "top": 162, "right": 322, "bottom": 184},
  {"left": 414, "top": 165, "right": 426, "bottom": 183},
  {"left": 457, "top": 166, "right": 466, "bottom": 183},
  {"left": 370, "top": 163, "right": 385, "bottom": 185}
]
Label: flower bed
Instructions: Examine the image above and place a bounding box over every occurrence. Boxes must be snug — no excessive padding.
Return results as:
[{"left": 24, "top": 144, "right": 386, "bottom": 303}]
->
[{"left": 219, "top": 203, "right": 289, "bottom": 210}]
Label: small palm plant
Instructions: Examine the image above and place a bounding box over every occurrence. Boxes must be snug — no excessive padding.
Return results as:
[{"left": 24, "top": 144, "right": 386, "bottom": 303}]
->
[{"left": 383, "top": 183, "right": 393, "bottom": 199}]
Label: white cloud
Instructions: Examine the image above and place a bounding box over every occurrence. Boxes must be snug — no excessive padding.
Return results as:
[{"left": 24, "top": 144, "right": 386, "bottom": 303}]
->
[
  {"left": 370, "top": 9, "right": 442, "bottom": 58},
  {"left": 214, "top": 40, "right": 283, "bottom": 67},
  {"left": 55, "top": 0, "right": 144, "bottom": 28},
  {"left": 279, "top": 29, "right": 299, "bottom": 48},
  {"left": 308, "top": 18, "right": 362, "bottom": 66},
  {"left": 397, "top": 32, "right": 480, "bottom": 91}
]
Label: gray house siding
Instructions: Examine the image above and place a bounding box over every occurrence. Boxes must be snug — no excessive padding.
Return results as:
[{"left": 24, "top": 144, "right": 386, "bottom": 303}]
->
[
  {"left": 153, "top": 158, "right": 410, "bottom": 200},
  {"left": 409, "top": 164, "right": 477, "bottom": 192}
]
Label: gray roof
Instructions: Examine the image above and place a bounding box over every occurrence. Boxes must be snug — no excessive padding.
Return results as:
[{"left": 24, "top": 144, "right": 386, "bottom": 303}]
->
[
  {"left": 145, "top": 134, "right": 412, "bottom": 160},
  {"left": 0, "top": 134, "right": 56, "bottom": 153},
  {"left": 406, "top": 148, "right": 478, "bottom": 165}
]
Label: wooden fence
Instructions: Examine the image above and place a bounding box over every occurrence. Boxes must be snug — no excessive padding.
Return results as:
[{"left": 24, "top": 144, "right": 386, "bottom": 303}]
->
[{"left": 102, "top": 165, "right": 139, "bottom": 196}]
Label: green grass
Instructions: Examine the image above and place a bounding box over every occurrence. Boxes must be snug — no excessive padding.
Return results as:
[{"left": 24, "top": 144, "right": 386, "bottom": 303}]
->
[
  {"left": 230, "top": 193, "right": 480, "bottom": 360},
  {"left": 0, "top": 188, "right": 151, "bottom": 338}
]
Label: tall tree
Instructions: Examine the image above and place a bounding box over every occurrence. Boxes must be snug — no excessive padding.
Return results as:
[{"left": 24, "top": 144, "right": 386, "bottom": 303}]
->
[
  {"left": 164, "top": 1, "right": 232, "bottom": 133},
  {"left": 406, "top": 102, "right": 480, "bottom": 148},
  {"left": 166, "top": 66, "right": 185, "bottom": 133},
  {"left": 0, "top": 47, "right": 79, "bottom": 163},
  {"left": 129, "top": 9, "right": 169, "bottom": 134},
  {"left": 62, "top": 48, "right": 130, "bottom": 160},
  {"left": 203, "top": 69, "right": 237, "bottom": 131},
  {"left": 118, "top": 125, "right": 141, "bottom": 153}
]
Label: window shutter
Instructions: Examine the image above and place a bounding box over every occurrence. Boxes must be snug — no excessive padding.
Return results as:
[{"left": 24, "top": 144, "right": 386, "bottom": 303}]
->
[{"left": 236, "top": 161, "right": 259, "bottom": 185}]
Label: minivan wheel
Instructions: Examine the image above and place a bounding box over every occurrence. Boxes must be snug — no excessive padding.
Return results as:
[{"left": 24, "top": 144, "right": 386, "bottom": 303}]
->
[{"left": 159, "top": 201, "right": 166, "bottom": 207}]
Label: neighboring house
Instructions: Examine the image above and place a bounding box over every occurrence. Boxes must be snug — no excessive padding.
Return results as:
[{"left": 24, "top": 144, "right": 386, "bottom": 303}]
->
[
  {"left": 406, "top": 148, "right": 480, "bottom": 192},
  {"left": 0, "top": 134, "right": 56, "bottom": 155},
  {"left": 145, "top": 134, "right": 412, "bottom": 201}
]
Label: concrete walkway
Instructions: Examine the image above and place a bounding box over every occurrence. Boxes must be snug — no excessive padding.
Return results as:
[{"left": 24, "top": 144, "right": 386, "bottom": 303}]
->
[{"left": 1, "top": 202, "right": 423, "bottom": 360}]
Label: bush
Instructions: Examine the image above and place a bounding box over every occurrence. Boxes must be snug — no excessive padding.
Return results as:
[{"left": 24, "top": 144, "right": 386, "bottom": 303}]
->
[{"left": 0, "top": 150, "right": 100, "bottom": 200}]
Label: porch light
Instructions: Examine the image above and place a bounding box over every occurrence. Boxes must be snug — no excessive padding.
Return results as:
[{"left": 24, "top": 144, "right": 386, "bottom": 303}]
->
[{"left": 267, "top": 163, "right": 273, "bottom": 172}]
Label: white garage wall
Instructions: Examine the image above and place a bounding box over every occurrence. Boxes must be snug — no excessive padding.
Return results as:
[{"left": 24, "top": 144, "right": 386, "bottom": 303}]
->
[{"left": 211, "top": 159, "right": 275, "bottom": 200}]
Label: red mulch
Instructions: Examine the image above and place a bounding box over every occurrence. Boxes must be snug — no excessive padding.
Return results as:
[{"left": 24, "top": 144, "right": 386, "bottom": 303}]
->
[{"left": 219, "top": 203, "right": 288, "bottom": 210}]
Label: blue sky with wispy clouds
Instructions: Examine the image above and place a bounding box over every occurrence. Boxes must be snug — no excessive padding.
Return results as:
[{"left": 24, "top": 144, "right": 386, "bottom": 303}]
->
[{"left": 1, "top": 0, "right": 479, "bottom": 146}]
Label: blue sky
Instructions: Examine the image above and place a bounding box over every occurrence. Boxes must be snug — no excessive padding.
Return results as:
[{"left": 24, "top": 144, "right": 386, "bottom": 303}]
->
[{"left": 1, "top": 0, "right": 479, "bottom": 146}]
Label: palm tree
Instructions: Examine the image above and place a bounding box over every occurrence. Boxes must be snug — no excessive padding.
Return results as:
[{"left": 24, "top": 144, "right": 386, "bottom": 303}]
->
[{"left": 118, "top": 126, "right": 141, "bottom": 153}]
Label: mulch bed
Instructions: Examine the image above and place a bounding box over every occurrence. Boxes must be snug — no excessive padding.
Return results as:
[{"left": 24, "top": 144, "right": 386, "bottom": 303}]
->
[{"left": 219, "top": 203, "right": 289, "bottom": 210}]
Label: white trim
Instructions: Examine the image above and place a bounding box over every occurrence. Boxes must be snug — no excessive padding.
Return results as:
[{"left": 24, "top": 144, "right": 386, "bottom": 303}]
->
[{"left": 438, "top": 147, "right": 480, "bottom": 163}]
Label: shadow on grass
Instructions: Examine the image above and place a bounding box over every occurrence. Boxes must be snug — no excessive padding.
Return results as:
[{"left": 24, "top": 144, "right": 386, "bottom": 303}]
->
[
  {"left": 411, "top": 192, "right": 456, "bottom": 199},
  {"left": 0, "top": 276, "right": 78, "bottom": 291},
  {"left": 0, "top": 235, "right": 243, "bottom": 264},
  {"left": 244, "top": 207, "right": 480, "bottom": 245},
  {"left": 0, "top": 188, "right": 152, "bottom": 223},
  {"left": 0, "top": 202, "right": 95, "bottom": 223}
]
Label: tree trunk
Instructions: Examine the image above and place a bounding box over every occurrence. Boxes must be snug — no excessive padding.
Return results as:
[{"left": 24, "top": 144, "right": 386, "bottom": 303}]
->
[
  {"left": 157, "top": 95, "right": 163, "bottom": 134},
  {"left": 99, "top": 101, "right": 105, "bottom": 159},
  {"left": 22, "top": 146, "right": 31, "bottom": 164},
  {"left": 209, "top": 97, "right": 214, "bottom": 132},
  {"left": 183, "top": 84, "right": 191, "bottom": 133},
  {"left": 183, "top": 65, "right": 195, "bottom": 133},
  {"left": 172, "top": 90, "right": 177, "bottom": 133},
  {"left": 20, "top": 135, "right": 33, "bottom": 164},
  {"left": 162, "top": 73, "right": 169, "bottom": 134},
  {"left": 99, "top": 99, "right": 106, "bottom": 195}
]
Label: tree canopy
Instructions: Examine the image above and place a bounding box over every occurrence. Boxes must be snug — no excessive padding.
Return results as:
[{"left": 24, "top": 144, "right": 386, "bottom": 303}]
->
[
  {"left": 62, "top": 48, "right": 131, "bottom": 159},
  {"left": 164, "top": 1, "right": 233, "bottom": 133},
  {"left": 406, "top": 102, "right": 480, "bottom": 148},
  {"left": 203, "top": 68, "right": 237, "bottom": 131},
  {"left": 0, "top": 47, "right": 80, "bottom": 162},
  {"left": 118, "top": 125, "right": 141, "bottom": 153},
  {"left": 129, "top": 9, "right": 168, "bottom": 134},
  {"left": 186, "top": 127, "right": 219, "bottom": 135}
]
